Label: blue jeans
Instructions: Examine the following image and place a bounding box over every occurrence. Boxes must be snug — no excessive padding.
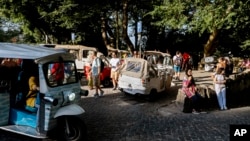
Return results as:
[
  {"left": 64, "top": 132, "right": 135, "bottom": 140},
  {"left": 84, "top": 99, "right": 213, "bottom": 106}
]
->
[{"left": 216, "top": 87, "right": 226, "bottom": 109}]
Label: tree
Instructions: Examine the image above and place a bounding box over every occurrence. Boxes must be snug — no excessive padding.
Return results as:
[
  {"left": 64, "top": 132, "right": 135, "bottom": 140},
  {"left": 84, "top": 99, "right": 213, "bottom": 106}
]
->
[{"left": 148, "top": 0, "right": 250, "bottom": 57}]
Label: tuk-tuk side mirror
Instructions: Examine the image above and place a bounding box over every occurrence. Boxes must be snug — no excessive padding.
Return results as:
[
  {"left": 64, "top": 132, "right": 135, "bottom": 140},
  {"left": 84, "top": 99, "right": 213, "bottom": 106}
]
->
[{"left": 80, "top": 89, "right": 88, "bottom": 96}]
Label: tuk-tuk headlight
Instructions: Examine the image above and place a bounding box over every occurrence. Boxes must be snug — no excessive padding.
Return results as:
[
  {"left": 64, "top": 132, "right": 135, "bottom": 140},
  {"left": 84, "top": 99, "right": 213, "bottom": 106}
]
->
[{"left": 68, "top": 93, "right": 76, "bottom": 101}]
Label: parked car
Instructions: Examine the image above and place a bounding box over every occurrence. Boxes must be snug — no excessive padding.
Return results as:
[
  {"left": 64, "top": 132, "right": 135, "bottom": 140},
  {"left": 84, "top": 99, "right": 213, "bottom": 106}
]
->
[
  {"left": 118, "top": 57, "right": 173, "bottom": 98},
  {"left": 0, "top": 43, "right": 88, "bottom": 140}
]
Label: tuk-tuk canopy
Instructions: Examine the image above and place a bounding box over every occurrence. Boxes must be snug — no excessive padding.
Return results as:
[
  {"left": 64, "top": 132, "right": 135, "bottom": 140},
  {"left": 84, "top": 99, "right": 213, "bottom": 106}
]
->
[{"left": 0, "top": 43, "right": 65, "bottom": 59}]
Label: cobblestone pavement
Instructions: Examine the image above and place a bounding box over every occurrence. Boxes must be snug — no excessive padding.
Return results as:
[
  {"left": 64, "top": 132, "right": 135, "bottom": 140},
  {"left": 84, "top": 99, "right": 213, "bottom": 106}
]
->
[
  {"left": 1, "top": 70, "right": 250, "bottom": 141},
  {"left": 79, "top": 86, "right": 250, "bottom": 141}
]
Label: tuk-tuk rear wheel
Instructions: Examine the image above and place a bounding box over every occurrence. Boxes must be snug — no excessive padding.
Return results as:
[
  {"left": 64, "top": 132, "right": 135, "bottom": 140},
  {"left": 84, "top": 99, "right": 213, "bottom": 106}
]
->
[{"left": 57, "top": 116, "right": 87, "bottom": 141}]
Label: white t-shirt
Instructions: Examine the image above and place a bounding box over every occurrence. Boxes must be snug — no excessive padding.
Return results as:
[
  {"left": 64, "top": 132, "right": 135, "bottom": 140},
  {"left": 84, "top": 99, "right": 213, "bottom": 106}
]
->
[
  {"left": 110, "top": 58, "right": 120, "bottom": 71},
  {"left": 214, "top": 74, "right": 225, "bottom": 93}
]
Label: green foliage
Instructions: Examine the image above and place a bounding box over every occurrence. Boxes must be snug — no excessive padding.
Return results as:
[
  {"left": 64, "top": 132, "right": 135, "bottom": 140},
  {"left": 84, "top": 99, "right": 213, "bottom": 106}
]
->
[
  {"left": 147, "top": 0, "right": 250, "bottom": 56},
  {"left": 240, "top": 40, "right": 250, "bottom": 51}
]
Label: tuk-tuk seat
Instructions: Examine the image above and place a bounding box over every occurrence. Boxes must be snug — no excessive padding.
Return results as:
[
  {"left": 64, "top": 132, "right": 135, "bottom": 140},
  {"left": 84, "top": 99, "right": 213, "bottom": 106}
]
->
[{"left": 9, "top": 108, "right": 37, "bottom": 128}]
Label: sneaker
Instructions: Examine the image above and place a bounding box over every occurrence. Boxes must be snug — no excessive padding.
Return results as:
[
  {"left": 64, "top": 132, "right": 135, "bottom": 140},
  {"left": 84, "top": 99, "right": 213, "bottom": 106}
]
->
[
  {"left": 93, "top": 94, "right": 99, "bottom": 98},
  {"left": 99, "top": 90, "right": 104, "bottom": 97},
  {"left": 224, "top": 107, "right": 228, "bottom": 110},
  {"left": 112, "top": 87, "right": 117, "bottom": 91},
  {"left": 192, "top": 111, "right": 200, "bottom": 114},
  {"left": 200, "top": 111, "right": 207, "bottom": 114}
]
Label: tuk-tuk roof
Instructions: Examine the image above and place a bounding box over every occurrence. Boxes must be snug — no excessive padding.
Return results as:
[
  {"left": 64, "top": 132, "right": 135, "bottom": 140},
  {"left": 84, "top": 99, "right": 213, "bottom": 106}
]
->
[
  {"left": 108, "top": 47, "right": 129, "bottom": 53},
  {"left": 54, "top": 44, "right": 98, "bottom": 51},
  {"left": 144, "top": 51, "right": 171, "bottom": 57},
  {"left": 0, "top": 43, "right": 65, "bottom": 59}
]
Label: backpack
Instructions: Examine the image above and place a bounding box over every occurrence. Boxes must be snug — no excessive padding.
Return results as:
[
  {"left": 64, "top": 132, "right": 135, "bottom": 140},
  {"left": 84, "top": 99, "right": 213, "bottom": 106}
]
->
[{"left": 175, "top": 56, "right": 182, "bottom": 66}]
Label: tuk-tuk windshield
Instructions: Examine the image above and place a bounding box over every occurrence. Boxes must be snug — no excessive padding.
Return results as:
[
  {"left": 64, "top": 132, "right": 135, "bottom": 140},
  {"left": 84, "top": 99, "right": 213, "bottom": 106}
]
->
[{"left": 43, "top": 61, "right": 78, "bottom": 87}]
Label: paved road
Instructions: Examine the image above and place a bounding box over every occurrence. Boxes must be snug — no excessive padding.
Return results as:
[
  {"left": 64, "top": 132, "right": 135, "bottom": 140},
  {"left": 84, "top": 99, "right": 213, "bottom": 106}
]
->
[
  {"left": 1, "top": 70, "right": 250, "bottom": 141},
  {"left": 80, "top": 85, "right": 250, "bottom": 141}
]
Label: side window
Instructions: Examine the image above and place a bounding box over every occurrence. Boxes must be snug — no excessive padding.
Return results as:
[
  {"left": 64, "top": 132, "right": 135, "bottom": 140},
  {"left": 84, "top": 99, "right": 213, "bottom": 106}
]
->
[{"left": 82, "top": 50, "right": 90, "bottom": 58}]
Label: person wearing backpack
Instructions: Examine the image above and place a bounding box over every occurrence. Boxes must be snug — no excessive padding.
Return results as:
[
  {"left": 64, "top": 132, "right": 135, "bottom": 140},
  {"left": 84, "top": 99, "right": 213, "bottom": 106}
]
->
[
  {"left": 173, "top": 51, "right": 183, "bottom": 80},
  {"left": 91, "top": 51, "right": 104, "bottom": 98}
]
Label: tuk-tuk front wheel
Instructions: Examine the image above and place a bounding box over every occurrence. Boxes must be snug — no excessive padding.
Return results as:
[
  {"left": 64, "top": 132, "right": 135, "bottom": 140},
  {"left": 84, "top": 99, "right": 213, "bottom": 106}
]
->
[{"left": 57, "top": 116, "right": 87, "bottom": 141}]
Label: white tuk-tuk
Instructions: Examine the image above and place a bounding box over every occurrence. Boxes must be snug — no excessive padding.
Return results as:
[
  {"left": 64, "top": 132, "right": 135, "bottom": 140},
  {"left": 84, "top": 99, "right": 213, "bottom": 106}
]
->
[
  {"left": 0, "top": 43, "right": 88, "bottom": 140},
  {"left": 118, "top": 57, "right": 173, "bottom": 98}
]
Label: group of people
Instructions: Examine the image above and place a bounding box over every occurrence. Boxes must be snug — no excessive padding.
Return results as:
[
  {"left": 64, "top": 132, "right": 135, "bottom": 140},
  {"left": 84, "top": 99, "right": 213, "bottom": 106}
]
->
[
  {"left": 238, "top": 58, "right": 250, "bottom": 73},
  {"left": 182, "top": 56, "right": 229, "bottom": 114},
  {"left": 85, "top": 50, "right": 142, "bottom": 98},
  {"left": 173, "top": 51, "right": 193, "bottom": 80}
]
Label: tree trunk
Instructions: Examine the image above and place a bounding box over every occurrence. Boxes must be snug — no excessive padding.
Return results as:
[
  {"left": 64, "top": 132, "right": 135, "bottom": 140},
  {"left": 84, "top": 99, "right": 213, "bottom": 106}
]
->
[
  {"left": 122, "top": 0, "right": 134, "bottom": 53},
  {"left": 116, "top": 5, "right": 119, "bottom": 49},
  {"left": 101, "top": 16, "right": 112, "bottom": 50},
  {"left": 204, "top": 29, "right": 219, "bottom": 57}
]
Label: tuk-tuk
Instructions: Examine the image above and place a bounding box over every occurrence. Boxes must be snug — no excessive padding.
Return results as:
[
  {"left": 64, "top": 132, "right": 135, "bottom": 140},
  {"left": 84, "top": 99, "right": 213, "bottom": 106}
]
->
[
  {"left": 143, "top": 50, "right": 174, "bottom": 75},
  {"left": 118, "top": 57, "right": 173, "bottom": 98},
  {"left": 0, "top": 43, "right": 88, "bottom": 140}
]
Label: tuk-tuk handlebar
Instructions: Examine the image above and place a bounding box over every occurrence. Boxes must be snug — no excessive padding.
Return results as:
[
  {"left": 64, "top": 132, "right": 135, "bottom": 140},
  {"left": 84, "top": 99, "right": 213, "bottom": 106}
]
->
[{"left": 44, "top": 96, "right": 58, "bottom": 106}]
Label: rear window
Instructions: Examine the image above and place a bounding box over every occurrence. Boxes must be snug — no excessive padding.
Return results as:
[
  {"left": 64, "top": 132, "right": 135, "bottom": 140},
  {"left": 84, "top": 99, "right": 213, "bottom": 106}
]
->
[{"left": 126, "top": 61, "right": 142, "bottom": 72}]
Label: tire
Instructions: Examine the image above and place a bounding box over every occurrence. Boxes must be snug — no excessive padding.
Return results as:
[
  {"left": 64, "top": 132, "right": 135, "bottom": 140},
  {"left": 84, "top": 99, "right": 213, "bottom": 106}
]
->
[
  {"left": 102, "top": 77, "right": 111, "bottom": 87},
  {"left": 148, "top": 89, "right": 157, "bottom": 101},
  {"left": 57, "top": 116, "right": 87, "bottom": 141}
]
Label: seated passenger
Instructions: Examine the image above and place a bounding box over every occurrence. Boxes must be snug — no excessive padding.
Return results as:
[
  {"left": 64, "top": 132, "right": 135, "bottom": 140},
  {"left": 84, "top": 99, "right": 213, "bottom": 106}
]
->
[{"left": 26, "top": 72, "right": 39, "bottom": 112}]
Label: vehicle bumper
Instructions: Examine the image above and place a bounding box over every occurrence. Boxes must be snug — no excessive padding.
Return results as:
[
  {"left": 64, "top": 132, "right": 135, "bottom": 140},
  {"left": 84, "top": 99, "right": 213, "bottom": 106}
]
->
[{"left": 119, "top": 83, "right": 149, "bottom": 95}]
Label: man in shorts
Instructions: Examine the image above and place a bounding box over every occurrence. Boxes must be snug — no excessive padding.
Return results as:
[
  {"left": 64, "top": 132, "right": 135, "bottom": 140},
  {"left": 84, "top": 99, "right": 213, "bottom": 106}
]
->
[{"left": 91, "top": 51, "right": 104, "bottom": 97}]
